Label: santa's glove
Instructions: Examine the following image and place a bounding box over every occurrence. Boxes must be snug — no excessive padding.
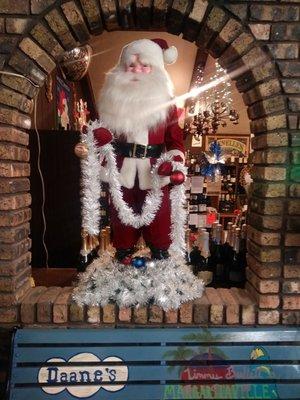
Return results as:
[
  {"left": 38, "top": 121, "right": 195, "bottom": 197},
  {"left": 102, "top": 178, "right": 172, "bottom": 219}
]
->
[
  {"left": 93, "top": 127, "right": 113, "bottom": 147},
  {"left": 157, "top": 155, "right": 184, "bottom": 176}
]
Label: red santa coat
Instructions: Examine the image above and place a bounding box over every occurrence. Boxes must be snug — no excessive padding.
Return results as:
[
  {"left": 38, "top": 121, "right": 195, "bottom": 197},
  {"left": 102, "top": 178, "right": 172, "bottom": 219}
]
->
[{"left": 99, "top": 106, "right": 185, "bottom": 190}]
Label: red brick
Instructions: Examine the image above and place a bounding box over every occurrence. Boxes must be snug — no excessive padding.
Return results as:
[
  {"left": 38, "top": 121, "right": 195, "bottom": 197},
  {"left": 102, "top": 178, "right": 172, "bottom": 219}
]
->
[
  {"left": 53, "top": 287, "right": 73, "bottom": 324},
  {"left": 87, "top": 305, "right": 101, "bottom": 324},
  {"left": 282, "top": 311, "right": 300, "bottom": 325},
  {"left": 193, "top": 294, "right": 210, "bottom": 324},
  {"left": 164, "top": 309, "right": 178, "bottom": 324},
  {"left": 0, "top": 178, "right": 30, "bottom": 194},
  {"left": 285, "top": 233, "right": 300, "bottom": 247},
  {"left": 0, "top": 162, "right": 30, "bottom": 178},
  {"left": 0, "top": 193, "right": 31, "bottom": 210},
  {"left": 36, "top": 287, "right": 61, "bottom": 323},
  {"left": 231, "top": 288, "right": 256, "bottom": 325},
  {"left": 0, "top": 143, "right": 29, "bottom": 162},
  {"left": 205, "top": 287, "right": 224, "bottom": 325},
  {"left": 118, "top": 307, "right": 132, "bottom": 322},
  {"left": 246, "top": 268, "right": 279, "bottom": 294},
  {"left": 283, "top": 295, "right": 300, "bottom": 310},
  {"left": 218, "top": 288, "right": 240, "bottom": 324},
  {"left": 0, "top": 265, "right": 30, "bottom": 291},
  {"left": 258, "top": 310, "right": 279, "bottom": 325},
  {"left": 133, "top": 306, "right": 148, "bottom": 324},
  {"left": 0, "top": 237, "right": 31, "bottom": 260},
  {"left": 247, "top": 254, "right": 281, "bottom": 279},
  {"left": 284, "top": 265, "right": 300, "bottom": 279},
  {"left": 148, "top": 305, "right": 163, "bottom": 323},
  {"left": 0, "top": 208, "right": 31, "bottom": 227},
  {"left": 20, "top": 286, "right": 47, "bottom": 323},
  {"left": 247, "top": 240, "right": 281, "bottom": 263},
  {"left": 102, "top": 303, "right": 116, "bottom": 323},
  {"left": 0, "top": 306, "right": 18, "bottom": 323},
  {"left": 179, "top": 301, "right": 193, "bottom": 324},
  {"left": 0, "top": 127, "right": 29, "bottom": 146},
  {"left": 0, "top": 223, "right": 30, "bottom": 244},
  {"left": 69, "top": 300, "right": 85, "bottom": 322},
  {"left": 247, "top": 225, "right": 281, "bottom": 246},
  {"left": 283, "top": 281, "right": 300, "bottom": 294},
  {"left": 0, "top": 278, "right": 31, "bottom": 306},
  {"left": 0, "top": 251, "right": 31, "bottom": 276}
]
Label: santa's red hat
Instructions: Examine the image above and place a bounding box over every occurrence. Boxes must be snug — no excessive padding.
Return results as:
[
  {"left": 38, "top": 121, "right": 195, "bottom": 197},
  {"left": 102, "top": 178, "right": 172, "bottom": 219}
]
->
[{"left": 119, "top": 38, "right": 178, "bottom": 68}]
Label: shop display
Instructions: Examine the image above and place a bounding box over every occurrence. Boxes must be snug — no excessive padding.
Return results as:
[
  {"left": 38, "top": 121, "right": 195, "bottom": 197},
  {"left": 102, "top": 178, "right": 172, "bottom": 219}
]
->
[{"left": 73, "top": 38, "right": 204, "bottom": 310}]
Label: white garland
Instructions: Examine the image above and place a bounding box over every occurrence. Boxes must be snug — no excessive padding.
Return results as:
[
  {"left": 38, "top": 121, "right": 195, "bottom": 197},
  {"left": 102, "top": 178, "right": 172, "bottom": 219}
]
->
[
  {"left": 73, "top": 255, "right": 204, "bottom": 311},
  {"left": 80, "top": 120, "right": 101, "bottom": 235},
  {"left": 81, "top": 120, "right": 187, "bottom": 258}
]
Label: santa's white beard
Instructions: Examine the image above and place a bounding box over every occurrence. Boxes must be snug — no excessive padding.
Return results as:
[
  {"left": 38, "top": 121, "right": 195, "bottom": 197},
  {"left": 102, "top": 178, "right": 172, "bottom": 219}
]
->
[{"left": 98, "top": 65, "right": 174, "bottom": 143}]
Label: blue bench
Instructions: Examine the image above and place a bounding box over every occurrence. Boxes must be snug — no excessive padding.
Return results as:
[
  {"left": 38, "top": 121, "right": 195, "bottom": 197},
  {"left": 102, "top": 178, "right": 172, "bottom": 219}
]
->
[{"left": 8, "top": 327, "right": 300, "bottom": 400}]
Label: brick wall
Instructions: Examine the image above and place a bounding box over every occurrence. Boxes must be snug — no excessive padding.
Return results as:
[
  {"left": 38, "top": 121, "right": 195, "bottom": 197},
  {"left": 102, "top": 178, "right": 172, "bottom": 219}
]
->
[
  {"left": 0, "top": 0, "right": 299, "bottom": 328},
  {"left": 0, "top": 1, "right": 299, "bottom": 393}
]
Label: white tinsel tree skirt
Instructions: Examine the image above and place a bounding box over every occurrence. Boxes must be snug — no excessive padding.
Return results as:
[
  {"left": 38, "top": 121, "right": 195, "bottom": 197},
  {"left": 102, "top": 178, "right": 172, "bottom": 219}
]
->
[{"left": 73, "top": 253, "right": 204, "bottom": 311}]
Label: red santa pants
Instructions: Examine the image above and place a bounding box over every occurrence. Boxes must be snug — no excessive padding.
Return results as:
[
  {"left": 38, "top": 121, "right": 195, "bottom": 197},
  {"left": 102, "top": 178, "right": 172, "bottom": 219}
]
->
[{"left": 110, "top": 182, "right": 171, "bottom": 250}]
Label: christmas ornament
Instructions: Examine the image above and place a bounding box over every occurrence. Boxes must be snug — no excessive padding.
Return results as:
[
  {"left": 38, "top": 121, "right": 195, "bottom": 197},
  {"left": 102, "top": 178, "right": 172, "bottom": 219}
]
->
[
  {"left": 132, "top": 257, "right": 146, "bottom": 268},
  {"left": 93, "top": 127, "right": 113, "bottom": 147},
  {"left": 145, "top": 259, "right": 156, "bottom": 268},
  {"left": 170, "top": 170, "right": 185, "bottom": 185},
  {"left": 122, "top": 256, "right": 132, "bottom": 265},
  {"left": 158, "top": 161, "right": 173, "bottom": 176},
  {"left": 59, "top": 45, "right": 92, "bottom": 81},
  {"left": 201, "top": 140, "right": 225, "bottom": 179}
]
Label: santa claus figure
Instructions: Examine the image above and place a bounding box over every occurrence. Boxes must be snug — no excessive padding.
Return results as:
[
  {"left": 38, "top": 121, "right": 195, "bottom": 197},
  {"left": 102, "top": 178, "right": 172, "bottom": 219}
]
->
[{"left": 76, "top": 38, "right": 185, "bottom": 263}]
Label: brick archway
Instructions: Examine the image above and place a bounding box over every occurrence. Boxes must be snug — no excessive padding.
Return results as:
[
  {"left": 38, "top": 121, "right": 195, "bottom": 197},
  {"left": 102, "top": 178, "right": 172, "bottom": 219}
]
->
[{"left": 0, "top": 0, "right": 299, "bottom": 326}]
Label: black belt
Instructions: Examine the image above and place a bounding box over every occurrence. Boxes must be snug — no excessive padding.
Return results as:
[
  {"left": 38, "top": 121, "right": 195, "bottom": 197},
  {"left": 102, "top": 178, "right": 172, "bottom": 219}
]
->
[{"left": 114, "top": 142, "right": 164, "bottom": 158}]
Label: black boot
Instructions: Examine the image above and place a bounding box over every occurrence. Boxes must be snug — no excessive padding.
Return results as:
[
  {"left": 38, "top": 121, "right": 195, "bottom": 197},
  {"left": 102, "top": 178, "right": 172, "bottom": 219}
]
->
[
  {"left": 150, "top": 247, "right": 169, "bottom": 260},
  {"left": 115, "top": 248, "right": 134, "bottom": 262}
]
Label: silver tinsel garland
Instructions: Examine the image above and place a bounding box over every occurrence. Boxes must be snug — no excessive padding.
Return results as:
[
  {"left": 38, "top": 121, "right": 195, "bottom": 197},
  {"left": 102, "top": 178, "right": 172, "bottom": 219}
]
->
[
  {"left": 74, "top": 121, "right": 204, "bottom": 310},
  {"left": 80, "top": 120, "right": 101, "bottom": 236},
  {"left": 73, "top": 254, "right": 204, "bottom": 311},
  {"left": 81, "top": 120, "right": 187, "bottom": 258}
]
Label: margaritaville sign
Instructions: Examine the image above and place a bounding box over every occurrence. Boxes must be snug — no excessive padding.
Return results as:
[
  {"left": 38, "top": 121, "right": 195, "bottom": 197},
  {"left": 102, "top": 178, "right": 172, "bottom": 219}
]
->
[{"left": 37, "top": 349, "right": 279, "bottom": 399}]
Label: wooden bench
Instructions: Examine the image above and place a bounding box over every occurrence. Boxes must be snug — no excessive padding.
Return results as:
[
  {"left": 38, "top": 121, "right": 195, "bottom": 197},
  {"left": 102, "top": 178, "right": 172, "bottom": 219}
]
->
[{"left": 8, "top": 327, "right": 300, "bottom": 399}]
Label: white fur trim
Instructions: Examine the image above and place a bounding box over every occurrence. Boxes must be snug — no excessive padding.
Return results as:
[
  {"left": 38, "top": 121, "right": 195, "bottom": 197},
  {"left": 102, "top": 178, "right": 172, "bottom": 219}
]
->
[
  {"left": 163, "top": 46, "right": 178, "bottom": 65},
  {"left": 120, "top": 39, "right": 165, "bottom": 68},
  {"left": 119, "top": 158, "right": 137, "bottom": 189},
  {"left": 167, "top": 149, "right": 185, "bottom": 163}
]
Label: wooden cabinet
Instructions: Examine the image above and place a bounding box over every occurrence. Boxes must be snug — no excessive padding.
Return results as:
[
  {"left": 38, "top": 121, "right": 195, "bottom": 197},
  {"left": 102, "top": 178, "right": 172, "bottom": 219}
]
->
[{"left": 29, "top": 129, "right": 82, "bottom": 267}]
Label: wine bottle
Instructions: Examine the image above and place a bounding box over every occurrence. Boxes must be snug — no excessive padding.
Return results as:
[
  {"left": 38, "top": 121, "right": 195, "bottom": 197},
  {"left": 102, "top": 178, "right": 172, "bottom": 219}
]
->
[
  {"left": 229, "top": 227, "right": 244, "bottom": 286},
  {"left": 194, "top": 232, "right": 213, "bottom": 285}
]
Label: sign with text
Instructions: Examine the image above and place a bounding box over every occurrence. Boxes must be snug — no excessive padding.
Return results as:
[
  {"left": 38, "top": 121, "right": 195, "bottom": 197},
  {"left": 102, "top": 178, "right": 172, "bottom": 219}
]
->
[{"left": 9, "top": 328, "right": 300, "bottom": 399}]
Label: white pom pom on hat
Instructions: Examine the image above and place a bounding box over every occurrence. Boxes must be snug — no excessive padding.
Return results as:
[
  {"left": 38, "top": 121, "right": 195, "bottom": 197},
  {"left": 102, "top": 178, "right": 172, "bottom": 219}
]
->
[{"left": 151, "top": 38, "right": 178, "bottom": 65}]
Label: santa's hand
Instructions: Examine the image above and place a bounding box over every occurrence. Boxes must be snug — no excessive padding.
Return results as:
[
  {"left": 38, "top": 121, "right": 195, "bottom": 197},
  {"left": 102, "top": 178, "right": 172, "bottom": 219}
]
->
[
  {"left": 93, "top": 127, "right": 113, "bottom": 147},
  {"left": 157, "top": 155, "right": 184, "bottom": 177},
  {"left": 74, "top": 142, "right": 88, "bottom": 158}
]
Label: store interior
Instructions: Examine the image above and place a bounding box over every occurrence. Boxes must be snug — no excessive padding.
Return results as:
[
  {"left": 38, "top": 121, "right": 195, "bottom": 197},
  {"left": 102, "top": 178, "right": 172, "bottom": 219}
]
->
[{"left": 30, "top": 31, "right": 252, "bottom": 290}]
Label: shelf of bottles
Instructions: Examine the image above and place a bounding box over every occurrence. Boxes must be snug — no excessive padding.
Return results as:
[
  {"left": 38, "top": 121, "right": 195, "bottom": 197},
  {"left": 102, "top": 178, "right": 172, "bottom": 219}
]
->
[
  {"left": 187, "top": 220, "right": 247, "bottom": 289},
  {"left": 185, "top": 152, "right": 248, "bottom": 288}
]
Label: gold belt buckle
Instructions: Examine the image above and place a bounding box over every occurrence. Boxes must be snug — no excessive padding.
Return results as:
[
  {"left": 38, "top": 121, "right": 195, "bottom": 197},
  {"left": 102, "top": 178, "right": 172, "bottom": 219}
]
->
[
  {"left": 132, "top": 143, "right": 137, "bottom": 157},
  {"left": 142, "top": 145, "right": 147, "bottom": 159}
]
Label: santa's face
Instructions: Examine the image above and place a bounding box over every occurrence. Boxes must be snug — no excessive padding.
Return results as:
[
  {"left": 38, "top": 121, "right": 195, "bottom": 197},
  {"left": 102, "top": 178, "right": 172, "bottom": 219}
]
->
[
  {"left": 125, "top": 55, "right": 152, "bottom": 78},
  {"left": 98, "top": 51, "right": 174, "bottom": 138}
]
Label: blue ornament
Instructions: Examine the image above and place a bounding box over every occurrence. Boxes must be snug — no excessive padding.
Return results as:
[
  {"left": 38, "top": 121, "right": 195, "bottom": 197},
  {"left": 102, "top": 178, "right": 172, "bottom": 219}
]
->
[{"left": 131, "top": 257, "right": 146, "bottom": 268}]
